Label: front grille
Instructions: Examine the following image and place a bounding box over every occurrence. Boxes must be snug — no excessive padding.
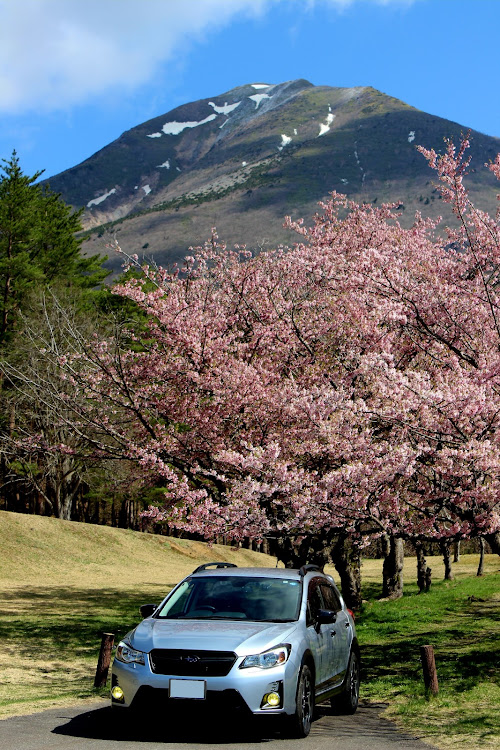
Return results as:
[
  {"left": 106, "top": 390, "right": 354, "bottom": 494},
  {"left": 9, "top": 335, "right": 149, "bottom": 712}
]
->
[
  {"left": 132, "top": 686, "right": 252, "bottom": 717},
  {"left": 149, "top": 649, "right": 237, "bottom": 677}
]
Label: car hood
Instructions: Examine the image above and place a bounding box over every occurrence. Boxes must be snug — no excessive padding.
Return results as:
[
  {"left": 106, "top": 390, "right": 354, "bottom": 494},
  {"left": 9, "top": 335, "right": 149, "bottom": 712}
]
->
[{"left": 129, "top": 619, "right": 298, "bottom": 655}]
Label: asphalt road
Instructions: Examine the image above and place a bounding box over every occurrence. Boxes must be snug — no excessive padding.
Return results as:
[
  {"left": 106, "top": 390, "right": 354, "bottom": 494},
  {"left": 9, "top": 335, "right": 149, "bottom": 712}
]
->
[{"left": 0, "top": 700, "right": 436, "bottom": 750}]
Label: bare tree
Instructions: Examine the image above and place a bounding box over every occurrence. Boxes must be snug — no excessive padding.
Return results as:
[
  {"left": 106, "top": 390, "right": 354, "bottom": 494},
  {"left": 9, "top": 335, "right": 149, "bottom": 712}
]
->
[{"left": 0, "top": 289, "right": 120, "bottom": 519}]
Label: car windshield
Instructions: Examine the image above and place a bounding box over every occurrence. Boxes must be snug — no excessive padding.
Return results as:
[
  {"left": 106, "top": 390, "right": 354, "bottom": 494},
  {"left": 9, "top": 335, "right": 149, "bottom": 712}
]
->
[{"left": 156, "top": 576, "right": 302, "bottom": 622}]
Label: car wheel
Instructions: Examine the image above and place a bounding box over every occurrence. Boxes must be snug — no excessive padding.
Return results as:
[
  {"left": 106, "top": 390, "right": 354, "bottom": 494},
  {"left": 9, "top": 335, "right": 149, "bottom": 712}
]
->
[
  {"left": 286, "top": 664, "right": 314, "bottom": 738},
  {"left": 332, "top": 650, "right": 360, "bottom": 714}
]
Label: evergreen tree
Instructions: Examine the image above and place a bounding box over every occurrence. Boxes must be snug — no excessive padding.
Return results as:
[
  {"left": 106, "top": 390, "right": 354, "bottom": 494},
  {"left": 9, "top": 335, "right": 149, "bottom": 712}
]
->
[
  {"left": 0, "top": 151, "right": 108, "bottom": 518},
  {"left": 0, "top": 151, "right": 107, "bottom": 345}
]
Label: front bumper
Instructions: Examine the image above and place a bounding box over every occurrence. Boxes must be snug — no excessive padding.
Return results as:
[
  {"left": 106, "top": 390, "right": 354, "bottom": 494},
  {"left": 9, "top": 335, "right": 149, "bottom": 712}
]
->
[{"left": 111, "top": 652, "right": 300, "bottom": 715}]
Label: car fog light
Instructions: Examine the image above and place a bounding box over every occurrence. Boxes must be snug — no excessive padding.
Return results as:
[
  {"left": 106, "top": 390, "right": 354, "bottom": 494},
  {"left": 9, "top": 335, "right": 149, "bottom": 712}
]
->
[
  {"left": 111, "top": 686, "right": 125, "bottom": 702},
  {"left": 263, "top": 692, "right": 281, "bottom": 707}
]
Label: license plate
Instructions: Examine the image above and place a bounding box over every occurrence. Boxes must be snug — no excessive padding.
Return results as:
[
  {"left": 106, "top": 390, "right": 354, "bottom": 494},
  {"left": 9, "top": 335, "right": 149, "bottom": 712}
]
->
[{"left": 169, "top": 679, "right": 206, "bottom": 699}]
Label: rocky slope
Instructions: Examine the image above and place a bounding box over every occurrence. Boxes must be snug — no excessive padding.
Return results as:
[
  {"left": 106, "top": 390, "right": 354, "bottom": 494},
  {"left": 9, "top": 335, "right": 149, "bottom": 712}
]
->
[{"left": 44, "top": 80, "right": 500, "bottom": 272}]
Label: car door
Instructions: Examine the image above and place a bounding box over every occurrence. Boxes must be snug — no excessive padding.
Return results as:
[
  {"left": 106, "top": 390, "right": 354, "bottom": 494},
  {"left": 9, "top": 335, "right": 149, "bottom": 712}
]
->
[
  {"left": 305, "top": 578, "right": 331, "bottom": 688},
  {"left": 320, "top": 582, "right": 350, "bottom": 682}
]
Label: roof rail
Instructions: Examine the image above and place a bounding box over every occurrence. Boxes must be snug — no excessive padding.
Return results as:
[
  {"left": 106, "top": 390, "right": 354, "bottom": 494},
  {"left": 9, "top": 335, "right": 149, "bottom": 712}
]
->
[
  {"left": 191, "top": 562, "right": 238, "bottom": 574},
  {"left": 298, "top": 564, "right": 322, "bottom": 577}
]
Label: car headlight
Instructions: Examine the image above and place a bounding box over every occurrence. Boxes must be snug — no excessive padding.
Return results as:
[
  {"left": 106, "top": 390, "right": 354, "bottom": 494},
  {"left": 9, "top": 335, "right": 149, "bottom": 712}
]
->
[
  {"left": 240, "top": 644, "right": 291, "bottom": 669},
  {"left": 115, "top": 641, "right": 146, "bottom": 665}
]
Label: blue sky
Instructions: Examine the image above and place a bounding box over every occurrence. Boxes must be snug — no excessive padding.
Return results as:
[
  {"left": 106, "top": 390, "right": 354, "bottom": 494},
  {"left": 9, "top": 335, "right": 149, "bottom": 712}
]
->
[{"left": 0, "top": 0, "right": 498, "bottom": 181}]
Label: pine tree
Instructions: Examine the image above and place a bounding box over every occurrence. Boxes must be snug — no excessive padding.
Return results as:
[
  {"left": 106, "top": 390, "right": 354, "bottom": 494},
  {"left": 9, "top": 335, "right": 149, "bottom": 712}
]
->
[
  {"left": 0, "top": 152, "right": 108, "bottom": 518},
  {"left": 0, "top": 151, "right": 107, "bottom": 345}
]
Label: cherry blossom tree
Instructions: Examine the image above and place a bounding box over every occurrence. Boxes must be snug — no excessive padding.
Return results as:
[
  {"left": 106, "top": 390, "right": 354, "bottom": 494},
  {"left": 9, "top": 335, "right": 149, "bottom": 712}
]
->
[{"left": 13, "top": 137, "right": 500, "bottom": 604}]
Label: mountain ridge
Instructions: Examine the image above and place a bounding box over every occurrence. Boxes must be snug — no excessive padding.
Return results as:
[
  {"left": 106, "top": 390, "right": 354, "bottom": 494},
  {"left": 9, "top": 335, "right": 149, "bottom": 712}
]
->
[{"left": 43, "top": 80, "right": 500, "bottom": 271}]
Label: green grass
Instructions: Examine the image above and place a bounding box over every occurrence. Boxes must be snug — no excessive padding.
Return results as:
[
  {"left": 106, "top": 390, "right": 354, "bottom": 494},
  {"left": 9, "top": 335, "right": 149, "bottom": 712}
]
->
[
  {"left": 0, "top": 510, "right": 275, "bottom": 717},
  {"left": 0, "top": 583, "right": 172, "bottom": 714},
  {"left": 355, "top": 571, "right": 500, "bottom": 749},
  {"left": 1, "top": 511, "right": 499, "bottom": 749}
]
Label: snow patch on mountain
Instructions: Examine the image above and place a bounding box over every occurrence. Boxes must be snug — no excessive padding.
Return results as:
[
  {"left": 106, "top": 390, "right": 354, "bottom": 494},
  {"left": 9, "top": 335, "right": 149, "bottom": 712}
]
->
[
  {"left": 249, "top": 93, "right": 271, "bottom": 109},
  {"left": 209, "top": 101, "right": 241, "bottom": 115},
  {"left": 157, "top": 160, "right": 170, "bottom": 169},
  {"left": 408, "top": 131, "right": 416, "bottom": 143},
  {"left": 251, "top": 84, "right": 270, "bottom": 89},
  {"left": 318, "top": 112, "right": 335, "bottom": 137},
  {"left": 142, "top": 185, "right": 151, "bottom": 195},
  {"left": 162, "top": 115, "right": 217, "bottom": 135},
  {"left": 278, "top": 134, "right": 292, "bottom": 151},
  {"left": 354, "top": 143, "right": 366, "bottom": 185},
  {"left": 87, "top": 188, "right": 116, "bottom": 207},
  {"left": 147, "top": 114, "right": 217, "bottom": 138}
]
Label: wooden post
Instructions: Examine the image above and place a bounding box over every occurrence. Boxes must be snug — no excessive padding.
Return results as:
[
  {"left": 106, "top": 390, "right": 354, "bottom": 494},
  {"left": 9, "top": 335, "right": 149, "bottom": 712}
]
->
[
  {"left": 94, "top": 633, "right": 115, "bottom": 688},
  {"left": 420, "top": 644, "right": 439, "bottom": 696},
  {"left": 424, "top": 566, "right": 432, "bottom": 592},
  {"left": 477, "top": 537, "right": 485, "bottom": 576}
]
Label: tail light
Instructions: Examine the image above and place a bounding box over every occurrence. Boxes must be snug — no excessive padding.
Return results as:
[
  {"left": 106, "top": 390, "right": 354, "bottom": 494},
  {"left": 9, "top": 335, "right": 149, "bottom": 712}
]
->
[{"left": 347, "top": 608, "right": 355, "bottom": 621}]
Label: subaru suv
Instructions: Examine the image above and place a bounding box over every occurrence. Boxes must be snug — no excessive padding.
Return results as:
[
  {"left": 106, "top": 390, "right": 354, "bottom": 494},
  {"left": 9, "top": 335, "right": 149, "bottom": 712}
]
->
[{"left": 111, "top": 562, "right": 360, "bottom": 738}]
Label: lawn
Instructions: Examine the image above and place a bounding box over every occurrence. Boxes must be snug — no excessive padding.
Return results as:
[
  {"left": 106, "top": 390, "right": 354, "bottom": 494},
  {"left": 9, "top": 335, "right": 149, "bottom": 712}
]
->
[
  {"left": 0, "top": 510, "right": 275, "bottom": 716},
  {"left": 345, "top": 555, "right": 500, "bottom": 750},
  {"left": 1, "top": 510, "right": 498, "bottom": 750}
]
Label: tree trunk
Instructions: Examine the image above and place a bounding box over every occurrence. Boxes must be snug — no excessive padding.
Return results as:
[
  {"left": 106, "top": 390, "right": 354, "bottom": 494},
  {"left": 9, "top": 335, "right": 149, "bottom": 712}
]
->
[
  {"left": 477, "top": 537, "right": 485, "bottom": 576},
  {"left": 56, "top": 488, "right": 73, "bottom": 521},
  {"left": 415, "top": 541, "right": 431, "bottom": 593},
  {"left": 381, "top": 534, "right": 404, "bottom": 599},
  {"left": 54, "top": 475, "right": 80, "bottom": 521},
  {"left": 330, "top": 534, "right": 362, "bottom": 611},
  {"left": 453, "top": 540, "right": 461, "bottom": 563},
  {"left": 440, "top": 540, "right": 454, "bottom": 580},
  {"left": 484, "top": 531, "right": 500, "bottom": 555}
]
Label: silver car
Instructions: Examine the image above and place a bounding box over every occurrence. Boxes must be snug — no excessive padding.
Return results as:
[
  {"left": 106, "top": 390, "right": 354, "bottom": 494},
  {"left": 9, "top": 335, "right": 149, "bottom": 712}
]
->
[{"left": 111, "top": 563, "right": 360, "bottom": 738}]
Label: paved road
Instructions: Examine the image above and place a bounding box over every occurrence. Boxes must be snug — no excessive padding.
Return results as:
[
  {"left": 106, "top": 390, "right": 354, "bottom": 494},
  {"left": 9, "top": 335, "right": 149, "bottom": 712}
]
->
[{"left": 0, "top": 700, "right": 436, "bottom": 750}]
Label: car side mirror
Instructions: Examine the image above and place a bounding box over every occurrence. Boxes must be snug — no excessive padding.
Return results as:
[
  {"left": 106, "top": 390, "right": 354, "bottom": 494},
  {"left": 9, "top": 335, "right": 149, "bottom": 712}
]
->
[
  {"left": 317, "top": 608, "right": 336, "bottom": 625},
  {"left": 140, "top": 603, "right": 157, "bottom": 619}
]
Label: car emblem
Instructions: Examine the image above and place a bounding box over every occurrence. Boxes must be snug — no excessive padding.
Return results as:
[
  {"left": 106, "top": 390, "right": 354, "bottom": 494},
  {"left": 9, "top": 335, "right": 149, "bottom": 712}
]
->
[{"left": 185, "top": 655, "right": 200, "bottom": 663}]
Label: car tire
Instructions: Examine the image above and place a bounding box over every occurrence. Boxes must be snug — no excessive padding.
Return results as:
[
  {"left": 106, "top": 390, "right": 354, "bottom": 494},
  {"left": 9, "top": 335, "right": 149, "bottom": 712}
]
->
[
  {"left": 331, "top": 650, "right": 360, "bottom": 714},
  {"left": 285, "top": 664, "right": 315, "bottom": 738}
]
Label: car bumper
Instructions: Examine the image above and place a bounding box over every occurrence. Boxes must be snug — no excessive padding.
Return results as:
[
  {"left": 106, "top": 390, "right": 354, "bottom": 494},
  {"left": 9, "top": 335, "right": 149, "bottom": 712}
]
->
[{"left": 111, "top": 654, "right": 300, "bottom": 715}]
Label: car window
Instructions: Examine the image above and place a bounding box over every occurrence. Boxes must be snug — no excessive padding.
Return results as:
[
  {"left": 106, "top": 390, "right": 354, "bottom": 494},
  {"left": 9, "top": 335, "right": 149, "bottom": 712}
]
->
[
  {"left": 162, "top": 580, "right": 194, "bottom": 617},
  {"left": 156, "top": 576, "right": 302, "bottom": 621},
  {"left": 306, "top": 581, "right": 323, "bottom": 627},
  {"left": 320, "top": 583, "right": 342, "bottom": 612}
]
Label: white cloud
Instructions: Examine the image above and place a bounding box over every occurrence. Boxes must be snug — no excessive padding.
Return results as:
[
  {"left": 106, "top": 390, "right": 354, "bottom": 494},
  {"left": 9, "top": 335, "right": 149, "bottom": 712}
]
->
[
  {"left": 0, "top": 0, "right": 272, "bottom": 114},
  {"left": 312, "top": 0, "right": 415, "bottom": 5},
  {"left": 0, "top": 0, "right": 418, "bottom": 115}
]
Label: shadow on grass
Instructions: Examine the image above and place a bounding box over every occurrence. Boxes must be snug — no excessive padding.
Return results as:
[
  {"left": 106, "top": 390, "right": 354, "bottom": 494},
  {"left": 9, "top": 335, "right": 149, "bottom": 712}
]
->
[
  {"left": 0, "top": 586, "right": 163, "bottom": 657},
  {"left": 360, "top": 639, "right": 499, "bottom": 691},
  {"left": 361, "top": 582, "right": 384, "bottom": 601}
]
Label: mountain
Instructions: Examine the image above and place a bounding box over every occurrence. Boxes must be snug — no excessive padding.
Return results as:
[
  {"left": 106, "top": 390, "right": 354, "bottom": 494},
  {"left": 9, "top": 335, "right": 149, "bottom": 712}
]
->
[{"left": 44, "top": 80, "right": 500, "bottom": 272}]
